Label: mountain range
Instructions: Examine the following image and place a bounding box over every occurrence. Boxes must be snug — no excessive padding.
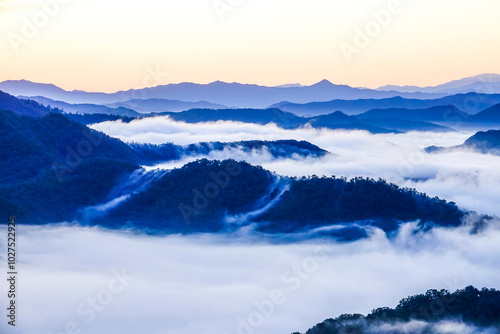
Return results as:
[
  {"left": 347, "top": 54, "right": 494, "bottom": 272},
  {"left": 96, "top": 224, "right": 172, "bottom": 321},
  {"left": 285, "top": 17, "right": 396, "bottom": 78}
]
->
[
  {"left": 160, "top": 108, "right": 456, "bottom": 133},
  {"left": 0, "top": 79, "right": 444, "bottom": 108},
  {"left": 20, "top": 95, "right": 228, "bottom": 114},
  {"left": 2, "top": 74, "right": 500, "bottom": 111},
  {"left": 272, "top": 93, "right": 500, "bottom": 116},
  {"left": 6, "top": 89, "right": 500, "bottom": 135},
  {"left": 377, "top": 73, "right": 500, "bottom": 95}
]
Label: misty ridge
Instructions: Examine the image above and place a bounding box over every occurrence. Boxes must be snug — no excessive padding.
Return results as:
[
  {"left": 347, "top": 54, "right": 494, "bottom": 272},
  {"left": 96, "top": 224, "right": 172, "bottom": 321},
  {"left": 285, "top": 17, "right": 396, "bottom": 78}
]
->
[{"left": 1, "top": 73, "right": 500, "bottom": 334}]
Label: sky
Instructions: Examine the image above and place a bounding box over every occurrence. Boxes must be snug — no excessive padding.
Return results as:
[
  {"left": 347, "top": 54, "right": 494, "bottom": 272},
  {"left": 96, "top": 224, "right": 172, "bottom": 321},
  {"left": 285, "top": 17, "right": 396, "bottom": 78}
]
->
[{"left": 1, "top": 0, "right": 500, "bottom": 92}]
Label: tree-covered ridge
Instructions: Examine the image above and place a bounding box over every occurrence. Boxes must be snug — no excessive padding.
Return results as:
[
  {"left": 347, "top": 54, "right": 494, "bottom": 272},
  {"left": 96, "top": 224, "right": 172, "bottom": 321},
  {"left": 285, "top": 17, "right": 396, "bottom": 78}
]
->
[
  {"left": 0, "top": 109, "right": 142, "bottom": 222},
  {"left": 0, "top": 110, "right": 140, "bottom": 184},
  {"left": 101, "top": 160, "right": 464, "bottom": 235},
  {"left": 297, "top": 286, "right": 500, "bottom": 334},
  {"left": 0, "top": 158, "right": 138, "bottom": 223},
  {"left": 0, "top": 90, "right": 62, "bottom": 117},
  {"left": 184, "top": 139, "right": 328, "bottom": 158},
  {"left": 257, "top": 176, "right": 463, "bottom": 233},
  {"left": 102, "top": 159, "right": 275, "bottom": 232},
  {"left": 129, "top": 139, "right": 329, "bottom": 162}
]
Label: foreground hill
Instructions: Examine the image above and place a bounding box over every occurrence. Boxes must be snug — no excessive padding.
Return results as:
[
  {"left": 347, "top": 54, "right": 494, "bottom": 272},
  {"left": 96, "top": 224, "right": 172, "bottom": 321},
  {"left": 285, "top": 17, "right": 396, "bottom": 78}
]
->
[
  {"left": 0, "top": 90, "right": 62, "bottom": 117},
  {"left": 296, "top": 286, "right": 500, "bottom": 334},
  {"left": 0, "top": 110, "right": 143, "bottom": 222}
]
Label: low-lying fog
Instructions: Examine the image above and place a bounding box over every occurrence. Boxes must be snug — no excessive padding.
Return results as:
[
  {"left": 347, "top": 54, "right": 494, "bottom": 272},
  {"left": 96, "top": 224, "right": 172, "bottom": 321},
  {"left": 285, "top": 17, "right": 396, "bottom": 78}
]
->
[{"left": 1, "top": 222, "right": 499, "bottom": 334}]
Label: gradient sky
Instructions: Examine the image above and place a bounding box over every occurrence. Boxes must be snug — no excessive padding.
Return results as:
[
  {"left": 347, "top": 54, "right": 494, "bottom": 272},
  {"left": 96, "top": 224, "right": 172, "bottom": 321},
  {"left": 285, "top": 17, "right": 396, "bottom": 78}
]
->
[{"left": 1, "top": 0, "right": 500, "bottom": 92}]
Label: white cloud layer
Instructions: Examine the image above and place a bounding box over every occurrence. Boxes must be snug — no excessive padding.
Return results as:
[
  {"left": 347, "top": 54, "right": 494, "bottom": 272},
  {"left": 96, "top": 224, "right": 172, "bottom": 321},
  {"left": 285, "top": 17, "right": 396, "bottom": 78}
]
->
[{"left": 0, "top": 222, "right": 499, "bottom": 334}]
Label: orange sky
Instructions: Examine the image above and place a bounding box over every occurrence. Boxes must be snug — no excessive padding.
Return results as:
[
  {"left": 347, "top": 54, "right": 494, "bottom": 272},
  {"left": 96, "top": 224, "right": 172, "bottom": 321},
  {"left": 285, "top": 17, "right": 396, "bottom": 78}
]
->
[{"left": 1, "top": 0, "right": 499, "bottom": 92}]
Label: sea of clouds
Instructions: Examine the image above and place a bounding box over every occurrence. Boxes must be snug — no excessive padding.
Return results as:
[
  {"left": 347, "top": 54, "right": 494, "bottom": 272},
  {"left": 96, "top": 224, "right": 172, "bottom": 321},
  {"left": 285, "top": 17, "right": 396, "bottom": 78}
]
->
[
  {"left": 0, "top": 221, "right": 499, "bottom": 334},
  {"left": 2, "top": 117, "right": 497, "bottom": 334}
]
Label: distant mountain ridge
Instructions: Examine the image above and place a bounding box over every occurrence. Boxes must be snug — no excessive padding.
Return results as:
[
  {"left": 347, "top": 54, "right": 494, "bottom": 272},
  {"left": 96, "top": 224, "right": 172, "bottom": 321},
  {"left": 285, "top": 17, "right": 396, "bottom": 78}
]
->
[
  {"left": 0, "top": 79, "right": 444, "bottom": 108},
  {"left": 272, "top": 93, "right": 500, "bottom": 116},
  {"left": 161, "top": 108, "right": 454, "bottom": 133},
  {"left": 0, "top": 90, "right": 484, "bottom": 134},
  {"left": 3, "top": 74, "right": 499, "bottom": 110},
  {"left": 19, "top": 95, "right": 227, "bottom": 115},
  {"left": 104, "top": 98, "right": 228, "bottom": 113},
  {"left": 377, "top": 73, "right": 500, "bottom": 95},
  {"left": 467, "top": 103, "right": 500, "bottom": 124},
  {"left": 357, "top": 105, "right": 469, "bottom": 122}
]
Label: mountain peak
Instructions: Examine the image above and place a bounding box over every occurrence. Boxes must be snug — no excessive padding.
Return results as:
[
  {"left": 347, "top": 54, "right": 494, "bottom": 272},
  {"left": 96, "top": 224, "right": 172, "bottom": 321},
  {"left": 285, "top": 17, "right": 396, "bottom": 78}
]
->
[
  {"left": 312, "top": 79, "right": 334, "bottom": 87},
  {"left": 209, "top": 80, "right": 230, "bottom": 86}
]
